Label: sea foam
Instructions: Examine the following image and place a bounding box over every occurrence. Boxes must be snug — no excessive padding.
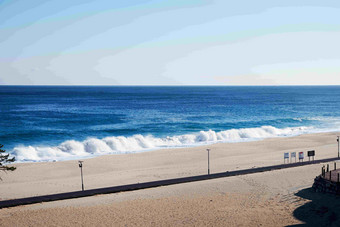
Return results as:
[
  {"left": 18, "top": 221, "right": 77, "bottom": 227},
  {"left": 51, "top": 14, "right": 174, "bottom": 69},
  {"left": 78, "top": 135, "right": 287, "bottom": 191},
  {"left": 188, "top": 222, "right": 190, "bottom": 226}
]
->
[{"left": 13, "top": 125, "right": 311, "bottom": 162}]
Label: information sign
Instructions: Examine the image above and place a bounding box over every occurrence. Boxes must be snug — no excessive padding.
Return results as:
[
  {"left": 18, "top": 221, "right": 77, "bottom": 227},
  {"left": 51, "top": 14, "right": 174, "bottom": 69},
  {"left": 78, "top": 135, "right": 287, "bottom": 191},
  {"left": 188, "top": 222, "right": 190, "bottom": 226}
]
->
[
  {"left": 284, "top": 152, "right": 289, "bottom": 163},
  {"left": 290, "top": 152, "right": 296, "bottom": 163},
  {"left": 308, "top": 150, "right": 315, "bottom": 157},
  {"left": 299, "top": 152, "right": 304, "bottom": 161}
]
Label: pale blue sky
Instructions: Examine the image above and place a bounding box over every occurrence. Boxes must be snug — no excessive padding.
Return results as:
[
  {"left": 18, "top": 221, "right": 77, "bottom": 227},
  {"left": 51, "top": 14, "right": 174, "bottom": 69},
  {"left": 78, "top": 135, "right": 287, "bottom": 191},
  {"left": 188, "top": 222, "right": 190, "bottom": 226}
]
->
[{"left": 1, "top": 0, "right": 340, "bottom": 85}]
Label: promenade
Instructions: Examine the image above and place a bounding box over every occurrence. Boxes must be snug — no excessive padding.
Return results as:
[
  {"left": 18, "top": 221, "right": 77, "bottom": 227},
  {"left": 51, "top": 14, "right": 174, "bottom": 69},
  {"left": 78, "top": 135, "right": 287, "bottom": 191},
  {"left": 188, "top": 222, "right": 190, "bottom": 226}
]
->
[{"left": 1, "top": 157, "right": 338, "bottom": 209}]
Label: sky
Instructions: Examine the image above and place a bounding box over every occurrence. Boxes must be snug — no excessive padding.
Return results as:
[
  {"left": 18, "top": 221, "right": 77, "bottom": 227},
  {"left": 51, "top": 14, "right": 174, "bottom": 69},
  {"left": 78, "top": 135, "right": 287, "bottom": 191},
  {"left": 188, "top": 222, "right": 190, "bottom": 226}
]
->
[{"left": 1, "top": 0, "right": 340, "bottom": 85}]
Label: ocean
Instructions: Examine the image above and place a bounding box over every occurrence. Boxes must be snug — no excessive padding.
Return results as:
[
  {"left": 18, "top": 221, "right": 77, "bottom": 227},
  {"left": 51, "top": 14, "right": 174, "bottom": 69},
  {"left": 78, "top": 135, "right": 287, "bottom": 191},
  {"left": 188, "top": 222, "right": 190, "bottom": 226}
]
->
[{"left": 1, "top": 86, "right": 340, "bottom": 162}]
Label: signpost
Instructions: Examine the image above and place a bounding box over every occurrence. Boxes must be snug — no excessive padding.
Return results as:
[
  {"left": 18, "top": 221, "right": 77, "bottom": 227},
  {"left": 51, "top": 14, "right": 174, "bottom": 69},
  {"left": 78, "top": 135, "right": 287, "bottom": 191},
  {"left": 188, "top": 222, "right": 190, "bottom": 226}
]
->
[
  {"left": 299, "top": 152, "right": 304, "bottom": 162},
  {"left": 284, "top": 152, "right": 289, "bottom": 163},
  {"left": 307, "top": 150, "right": 315, "bottom": 161},
  {"left": 290, "top": 152, "right": 296, "bottom": 163}
]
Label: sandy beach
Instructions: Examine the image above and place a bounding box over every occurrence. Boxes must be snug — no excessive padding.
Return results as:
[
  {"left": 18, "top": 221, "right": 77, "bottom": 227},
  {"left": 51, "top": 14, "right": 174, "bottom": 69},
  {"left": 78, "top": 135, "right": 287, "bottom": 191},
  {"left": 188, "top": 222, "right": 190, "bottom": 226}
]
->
[
  {"left": 2, "top": 0, "right": 340, "bottom": 225},
  {"left": 1, "top": 132, "right": 340, "bottom": 226}
]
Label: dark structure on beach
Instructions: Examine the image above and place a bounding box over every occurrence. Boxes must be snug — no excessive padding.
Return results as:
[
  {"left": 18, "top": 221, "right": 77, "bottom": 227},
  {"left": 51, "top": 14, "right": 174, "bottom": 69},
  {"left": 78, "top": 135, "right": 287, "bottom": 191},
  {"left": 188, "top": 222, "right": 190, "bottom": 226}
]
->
[{"left": 313, "top": 163, "right": 340, "bottom": 195}]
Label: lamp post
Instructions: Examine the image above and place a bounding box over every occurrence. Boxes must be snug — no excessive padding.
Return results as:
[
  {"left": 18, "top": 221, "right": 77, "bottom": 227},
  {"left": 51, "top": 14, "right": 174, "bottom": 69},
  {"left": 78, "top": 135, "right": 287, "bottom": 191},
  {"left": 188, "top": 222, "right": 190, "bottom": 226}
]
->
[
  {"left": 337, "top": 136, "right": 339, "bottom": 158},
  {"left": 78, "top": 161, "right": 84, "bottom": 191},
  {"left": 207, "top": 148, "right": 210, "bottom": 175}
]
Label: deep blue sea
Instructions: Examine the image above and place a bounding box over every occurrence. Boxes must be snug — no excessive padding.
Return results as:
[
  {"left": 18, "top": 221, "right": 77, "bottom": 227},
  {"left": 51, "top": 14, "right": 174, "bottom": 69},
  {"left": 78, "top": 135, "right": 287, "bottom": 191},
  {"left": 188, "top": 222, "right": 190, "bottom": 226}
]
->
[{"left": 1, "top": 86, "right": 340, "bottom": 162}]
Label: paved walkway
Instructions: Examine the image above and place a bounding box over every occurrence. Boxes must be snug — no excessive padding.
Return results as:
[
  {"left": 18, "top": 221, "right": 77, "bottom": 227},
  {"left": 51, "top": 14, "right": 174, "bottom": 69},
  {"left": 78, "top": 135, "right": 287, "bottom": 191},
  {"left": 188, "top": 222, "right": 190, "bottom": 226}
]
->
[{"left": 1, "top": 157, "right": 339, "bottom": 209}]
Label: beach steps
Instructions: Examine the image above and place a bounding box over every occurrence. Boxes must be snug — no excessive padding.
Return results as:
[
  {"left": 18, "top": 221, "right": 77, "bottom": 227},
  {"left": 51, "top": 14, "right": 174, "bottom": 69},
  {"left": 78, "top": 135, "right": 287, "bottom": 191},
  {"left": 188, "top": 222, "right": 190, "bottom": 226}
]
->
[
  {"left": 313, "top": 165, "right": 340, "bottom": 195},
  {"left": 1, "top": 157, "right": 339, "bottom": 209}
]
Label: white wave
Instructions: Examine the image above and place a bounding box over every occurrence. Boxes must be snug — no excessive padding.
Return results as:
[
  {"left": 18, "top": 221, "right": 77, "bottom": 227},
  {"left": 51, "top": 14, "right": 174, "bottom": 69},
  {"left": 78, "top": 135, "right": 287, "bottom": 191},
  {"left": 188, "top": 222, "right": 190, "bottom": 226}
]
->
[{"left": 12, "top": 125, "right": 312, "bottom": 162}]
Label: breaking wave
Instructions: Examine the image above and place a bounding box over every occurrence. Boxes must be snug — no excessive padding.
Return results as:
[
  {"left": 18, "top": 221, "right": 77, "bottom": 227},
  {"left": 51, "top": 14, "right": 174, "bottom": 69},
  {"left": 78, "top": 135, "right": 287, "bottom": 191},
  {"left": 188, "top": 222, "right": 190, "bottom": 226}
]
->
[{"left": 13, "top": 125, "right": 312, "bottom": 162}]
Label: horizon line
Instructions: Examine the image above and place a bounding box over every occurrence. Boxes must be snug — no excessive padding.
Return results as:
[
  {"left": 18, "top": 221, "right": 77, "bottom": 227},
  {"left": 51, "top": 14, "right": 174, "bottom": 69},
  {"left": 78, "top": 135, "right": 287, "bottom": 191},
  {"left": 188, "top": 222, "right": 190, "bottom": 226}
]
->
[{"left": 1, "top": 84, "right": 340, "bottom": 87}]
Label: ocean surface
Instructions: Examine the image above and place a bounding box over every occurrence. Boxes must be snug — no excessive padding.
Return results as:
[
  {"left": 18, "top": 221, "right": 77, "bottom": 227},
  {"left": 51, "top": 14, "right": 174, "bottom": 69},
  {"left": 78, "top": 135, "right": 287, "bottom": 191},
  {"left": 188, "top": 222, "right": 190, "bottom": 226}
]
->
[{"left": 1, "top": 86, "right": 340, "bottom": 162}]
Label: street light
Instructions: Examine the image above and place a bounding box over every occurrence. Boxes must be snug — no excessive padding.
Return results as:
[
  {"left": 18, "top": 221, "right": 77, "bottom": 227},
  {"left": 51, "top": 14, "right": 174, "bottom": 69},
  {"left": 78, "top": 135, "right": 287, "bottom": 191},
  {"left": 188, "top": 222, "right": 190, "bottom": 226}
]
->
[
  {"left": 337, "top": 136, "right": 339, "bottom": 158},
  {"left": 78, "top": 161, "right": 84, "bottom": 191},
  {"left": 207, "top": 148, "right": 210, "bottom": 175}
]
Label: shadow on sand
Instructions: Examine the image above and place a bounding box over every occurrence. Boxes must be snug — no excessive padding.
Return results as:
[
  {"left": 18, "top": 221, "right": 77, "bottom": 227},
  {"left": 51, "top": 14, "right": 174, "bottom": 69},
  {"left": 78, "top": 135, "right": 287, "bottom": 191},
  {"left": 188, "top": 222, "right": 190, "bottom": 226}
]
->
[{"left": 288, "top": 188, "right": 340, "bottom": 227}]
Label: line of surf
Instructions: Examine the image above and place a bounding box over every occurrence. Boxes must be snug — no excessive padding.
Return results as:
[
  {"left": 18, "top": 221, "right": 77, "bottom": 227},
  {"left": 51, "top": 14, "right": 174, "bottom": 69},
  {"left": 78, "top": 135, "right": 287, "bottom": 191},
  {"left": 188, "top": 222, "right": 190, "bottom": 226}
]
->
[{"left": 12, "top": 125, "right": 319, "bottom": 162}]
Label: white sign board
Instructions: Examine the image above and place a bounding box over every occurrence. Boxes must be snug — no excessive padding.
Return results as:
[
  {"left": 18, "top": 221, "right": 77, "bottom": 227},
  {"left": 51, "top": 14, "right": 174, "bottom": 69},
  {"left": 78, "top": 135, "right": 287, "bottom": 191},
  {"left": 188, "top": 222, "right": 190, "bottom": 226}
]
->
[
  {"left": 299, "top": 152, "right": 304, "bottom": 160},
  {"left": 291, "top": 152, "right": 296, "bottom": 158}
]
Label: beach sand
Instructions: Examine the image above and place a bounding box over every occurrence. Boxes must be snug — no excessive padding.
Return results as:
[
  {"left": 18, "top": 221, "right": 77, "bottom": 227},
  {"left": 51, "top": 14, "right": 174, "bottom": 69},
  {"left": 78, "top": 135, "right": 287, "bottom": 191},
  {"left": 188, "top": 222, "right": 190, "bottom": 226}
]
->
[{"left": 1, "top": 132, "right": 340, "bottom": 226}]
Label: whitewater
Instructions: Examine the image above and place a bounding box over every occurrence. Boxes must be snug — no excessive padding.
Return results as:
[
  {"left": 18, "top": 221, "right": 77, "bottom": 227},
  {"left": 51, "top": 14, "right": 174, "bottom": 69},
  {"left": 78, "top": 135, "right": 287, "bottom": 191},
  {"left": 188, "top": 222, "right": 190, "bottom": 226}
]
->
[
  {"left": 2, "top": 86, "right": 340, "bottom": 162},
  {"left": 13, "top": 125, "right": 319, "bottom": 162}
]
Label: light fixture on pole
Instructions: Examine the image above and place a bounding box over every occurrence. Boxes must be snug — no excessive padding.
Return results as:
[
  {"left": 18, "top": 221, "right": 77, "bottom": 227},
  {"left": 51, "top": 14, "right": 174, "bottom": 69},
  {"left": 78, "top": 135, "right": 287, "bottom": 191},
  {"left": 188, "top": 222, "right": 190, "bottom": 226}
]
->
[
  {"left": 337, "top": 136, "right": 339, "bottom": 158},
  {"left": 78, "top": 161, "right": 84, "bottom": 191},
  {"left": 207, "top": 148, "right": 210, "bottom": 175}
]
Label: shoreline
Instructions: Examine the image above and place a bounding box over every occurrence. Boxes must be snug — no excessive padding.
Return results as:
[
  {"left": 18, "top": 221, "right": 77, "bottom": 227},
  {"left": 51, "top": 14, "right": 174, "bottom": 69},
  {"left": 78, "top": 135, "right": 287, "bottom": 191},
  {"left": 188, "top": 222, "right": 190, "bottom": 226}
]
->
[
  {"left": 1, "top": 131, "right": 340, "bottom": 200},
  {"left": 2, "top": 131, "right": 340, "bottom": 226},
  {"left": 11, "top": 125, "right": 328, "bottom": 163},
  {"left": 12, "top": 127, "right": 340, "bottom": 164}
]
